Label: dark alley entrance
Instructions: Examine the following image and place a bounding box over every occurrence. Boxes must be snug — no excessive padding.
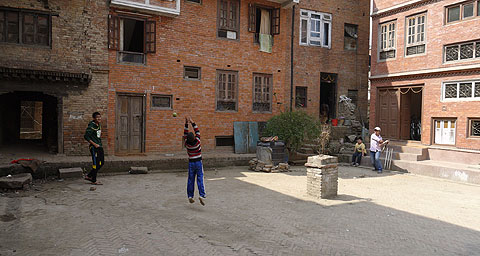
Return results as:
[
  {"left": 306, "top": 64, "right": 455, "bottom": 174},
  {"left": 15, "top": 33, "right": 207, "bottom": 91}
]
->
[
  {"left": 320, "top": 73, "right": 337, "bottom": 120},
  {"left": 0, "top": 91, "right": 58, "bottom": 154}
]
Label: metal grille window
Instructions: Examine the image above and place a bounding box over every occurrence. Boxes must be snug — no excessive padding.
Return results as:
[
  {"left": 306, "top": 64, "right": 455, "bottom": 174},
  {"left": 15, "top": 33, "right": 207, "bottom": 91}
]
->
[
  {"left": 470, "top": 119, "right": 480, "bottom": 137},
  {"left": 445, "top": 41, "right": 480, "bottom": 62},
  {"left": 295, "top": 86, "right": 307, "bottom": 108},
  {"left": 217, "top": 0, "right": 239, "bottom": 40},
  {"left": 151, "top": 95, "right": 172, "bottom": 109},
  {"left": 406, "top": 14, "right": 426, "bottom": 56},
  {"left": 0, "top": 9, "right": 50, "bottom": 46},
  {"left": 299, "top": 9, "right": 331, "bottom": 48},
  {"left": 379, "top": 21, "right": 396, "bottom": 60},
  {"left": 216, "top": 70, "right": 238, "bottom": 111},
  {"left": 443, "top": 81, "right": 480, "bottom": 100},
  {"left": 253, "top": 74, "right": 272, "bottom": 112}
]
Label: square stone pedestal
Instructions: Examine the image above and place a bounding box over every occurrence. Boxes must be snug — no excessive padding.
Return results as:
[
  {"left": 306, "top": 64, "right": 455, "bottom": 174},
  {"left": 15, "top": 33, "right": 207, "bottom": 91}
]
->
[{"left": 305, "top": 155, "right": 338, "bottom": 199}]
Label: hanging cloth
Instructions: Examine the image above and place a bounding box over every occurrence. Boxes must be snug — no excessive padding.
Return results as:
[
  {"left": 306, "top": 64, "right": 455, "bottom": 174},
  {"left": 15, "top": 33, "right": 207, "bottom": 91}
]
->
[{"left": 259, "top": 10, "right": 272, "bottom": 53}]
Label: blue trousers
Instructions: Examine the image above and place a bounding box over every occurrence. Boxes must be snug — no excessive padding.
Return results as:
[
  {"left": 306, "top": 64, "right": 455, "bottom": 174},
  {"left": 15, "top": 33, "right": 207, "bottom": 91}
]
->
[
  {"left": 187, "top": 160, "right": 206, "bottom": 198},
  {"left": 370, "top": 151, "right": 382, "bottom": 171}
]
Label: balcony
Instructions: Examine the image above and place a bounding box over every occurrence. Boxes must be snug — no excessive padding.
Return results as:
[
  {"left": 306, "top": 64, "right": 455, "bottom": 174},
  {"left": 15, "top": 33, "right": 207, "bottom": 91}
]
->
[{"left": 110, "top": 0, "right": 180, "bottom": 16}]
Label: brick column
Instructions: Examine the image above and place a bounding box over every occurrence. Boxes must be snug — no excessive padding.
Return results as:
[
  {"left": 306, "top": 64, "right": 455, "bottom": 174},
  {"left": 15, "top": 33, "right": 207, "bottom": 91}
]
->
[{"left": 305, "top": 155, "right": 338, "bottom": 199}]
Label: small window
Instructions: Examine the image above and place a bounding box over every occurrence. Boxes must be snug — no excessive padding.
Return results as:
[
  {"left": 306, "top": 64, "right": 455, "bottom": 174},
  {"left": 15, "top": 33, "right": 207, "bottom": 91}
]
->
[
  {"left": 216, "top": 70, "right": 238, "bottom": 111},
  {"left": 434, "top": 119, "right": 456, "bottom": 145},
  {"left": 184, "top": 66, "right": 201, "bottom": 80},
  {"left": 151, "top": 95, "right": 172, "bottom": 109},
  {"left": 295, "top": 86, "right": 307, "bottom": 108},
  {"left": 217, "top": 0, "right": 240, "bottom": 40},
  {"left": 344, "top": 24, "right": 358, "bottom": 51},
  {"left": 186, "top": 0, "right": 201, "bottom": 4},
  {"left": 447, "top": 6, "right": 461, "bottom": 22},
  {"left": 215, "top": 136, "right": 234, "bottom": 147},
  {"left": 469, "top": 119, "right": 480, "bottom": 137},
  {"left": 253, "top": 73, "right": 272, "bottom": 112},
  {"left": 463, "top": 2, "right": 475, "bottom": 18},
  {"left": 446, "top": 2, "right": 478, "bottom": 23},
  {"left": 347, "top": 90, "right": 358, "bottom": 106}
]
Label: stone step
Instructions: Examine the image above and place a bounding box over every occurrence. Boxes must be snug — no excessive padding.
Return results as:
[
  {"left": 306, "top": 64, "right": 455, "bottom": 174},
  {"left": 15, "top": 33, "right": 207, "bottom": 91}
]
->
[
  {"left": 0, "top": 173, "right": 32, "bottom": 189},
  {"left": 129, "top": 166, "right": 149, "bottom": 174},
  {"left": 58, "top": 167, "right": 83, "bottom": 179}
]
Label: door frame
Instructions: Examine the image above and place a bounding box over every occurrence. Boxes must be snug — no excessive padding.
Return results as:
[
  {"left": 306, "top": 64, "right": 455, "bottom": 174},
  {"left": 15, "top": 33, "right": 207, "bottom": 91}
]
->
[
  {"left": 431, "top": 118, "right": 457, "bottom": 146},
  {"left": 115, "top": 92, "right": 146, "bottom": 154},
  {"left": 376, "top": 85, "right": 424, "bottom": 140},
  {"left": 320, "top": 72, "right": 338, "bottom": 119}
]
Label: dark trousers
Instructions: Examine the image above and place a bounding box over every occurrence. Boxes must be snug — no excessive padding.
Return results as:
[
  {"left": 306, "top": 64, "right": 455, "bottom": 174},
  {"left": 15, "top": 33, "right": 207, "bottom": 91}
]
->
[
  {"left": 352, "top": 151, "right": 362, "bottom": 165},
  {"left": 88, "top": 146, "right": 104, "bottom": 182}
]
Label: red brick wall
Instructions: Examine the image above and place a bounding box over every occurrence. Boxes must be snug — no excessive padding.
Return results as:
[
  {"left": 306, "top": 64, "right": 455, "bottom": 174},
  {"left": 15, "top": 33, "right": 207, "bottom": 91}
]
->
[{"left": 107, "top": 0, "right": 288, "bottom": 154}]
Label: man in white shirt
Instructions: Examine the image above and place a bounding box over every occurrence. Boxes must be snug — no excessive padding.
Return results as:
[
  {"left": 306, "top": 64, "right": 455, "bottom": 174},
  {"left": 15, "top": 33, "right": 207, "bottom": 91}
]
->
[{"left": 370, "top": 127, "right": 388, "bottom": 173}]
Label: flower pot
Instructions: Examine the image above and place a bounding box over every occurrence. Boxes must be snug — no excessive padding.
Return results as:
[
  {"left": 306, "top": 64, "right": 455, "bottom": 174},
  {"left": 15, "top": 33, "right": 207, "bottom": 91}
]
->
[{"left": 331, "top": 119, "right": 338, "bottom": 126}]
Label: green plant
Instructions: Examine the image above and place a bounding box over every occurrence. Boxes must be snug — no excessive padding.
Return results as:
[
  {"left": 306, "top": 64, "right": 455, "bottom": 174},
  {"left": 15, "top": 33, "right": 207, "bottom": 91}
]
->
[{"left": 263, "top": 111, "right": 322, "bottom": 152}]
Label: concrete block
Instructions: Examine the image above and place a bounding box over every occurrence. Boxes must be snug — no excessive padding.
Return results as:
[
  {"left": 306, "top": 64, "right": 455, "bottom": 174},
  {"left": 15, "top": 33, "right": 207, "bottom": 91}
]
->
[
  {"left": 58, "top": 167, "right": 83, "bottom": 179},
  {"left": 306, "top": 155, "right": 338, "bottom": 168},
  {"left": 0, "top": 173, "right": 32, "bottom": 189},
  {"left": 129, "top": 167, "right": 148, "bottom": 174}
]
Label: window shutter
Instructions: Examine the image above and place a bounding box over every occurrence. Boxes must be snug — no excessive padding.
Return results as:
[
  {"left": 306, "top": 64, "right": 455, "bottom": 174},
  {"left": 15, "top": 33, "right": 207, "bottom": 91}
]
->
[
  {"left": 145, "top": 20, "right": 156, "bottom": 53},
  {"left": 271, "top": 8, "right": 280, "bottom": 35},
  {"left": 108, "top": 14, "right": 119, "bottom": 50},
  {"left": 248, "top": 3, "right": 256, "bottom": 33}
]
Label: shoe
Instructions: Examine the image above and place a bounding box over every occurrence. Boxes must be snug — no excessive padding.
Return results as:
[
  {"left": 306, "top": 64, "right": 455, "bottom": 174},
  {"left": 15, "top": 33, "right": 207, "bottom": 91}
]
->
[
  {"left": 355, "top": 163, "right": 360, "bottom": 167},
  {"left": 351, "top": 162, "right": 355, "bottom": 166},
  {"left": 377, "top": 170, "right": 383, "bottom": 174},
  {"left": 199, "top": 197, "right": 205, "bottom": 206},
  {"left": 188, "top": 198, "right": 195, "bottom": 204}
]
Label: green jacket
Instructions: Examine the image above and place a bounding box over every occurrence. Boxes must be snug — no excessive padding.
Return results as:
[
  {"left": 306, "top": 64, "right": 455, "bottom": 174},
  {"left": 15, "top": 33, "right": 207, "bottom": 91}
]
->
[{"left": 84, "top": 121, "right": 102, "bottom": 147}]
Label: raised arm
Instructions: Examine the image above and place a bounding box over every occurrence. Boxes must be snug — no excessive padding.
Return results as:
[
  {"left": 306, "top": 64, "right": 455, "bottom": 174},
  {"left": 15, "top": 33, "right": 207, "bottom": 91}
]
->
[
  {"left": 189, "top": 117, "right": 200, "bottom": 139},
  {"left": 183, "top": 117, "right": 189, "bottom": 142}
]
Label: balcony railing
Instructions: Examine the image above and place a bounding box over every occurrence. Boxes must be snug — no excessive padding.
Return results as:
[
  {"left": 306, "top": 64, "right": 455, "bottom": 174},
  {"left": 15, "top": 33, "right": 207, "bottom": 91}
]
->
[{"left": 110, "top": 0, "right": 180, "bottom": 16}]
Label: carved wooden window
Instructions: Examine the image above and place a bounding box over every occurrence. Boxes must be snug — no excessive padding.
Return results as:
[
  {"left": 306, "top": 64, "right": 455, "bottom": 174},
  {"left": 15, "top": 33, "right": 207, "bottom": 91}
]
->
[
  {"left": 216, "top": 70, "right": 238, "bottom": 111},
  {"left": 459, "top": 83, "right": 473, "bottom": 98},
  {"left": 443, "top": 81, "right": 480, "bottom": 100},
  {"left": 445, "top": 41, "right": 480, "bottom": 62},
  {"left": 470, "top": 119, "right": 480, "bottom": 137},
  {"left": 253, "top": 73, "right": 272, "bottom": 112},
  {"left": 444, "top": 83, "right": 458, "bottom": 99}
]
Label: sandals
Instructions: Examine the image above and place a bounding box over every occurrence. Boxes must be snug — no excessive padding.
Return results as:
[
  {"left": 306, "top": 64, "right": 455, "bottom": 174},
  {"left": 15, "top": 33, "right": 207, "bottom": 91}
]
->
[{"left": 91, "top": 181, "right": 103, "bottom": 185}]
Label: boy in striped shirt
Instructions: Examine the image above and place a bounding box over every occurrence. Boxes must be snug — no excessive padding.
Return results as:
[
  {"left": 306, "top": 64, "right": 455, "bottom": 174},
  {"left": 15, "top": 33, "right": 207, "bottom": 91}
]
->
[{"left": 184, "top": 116, "right": 206, "bottom": 205}]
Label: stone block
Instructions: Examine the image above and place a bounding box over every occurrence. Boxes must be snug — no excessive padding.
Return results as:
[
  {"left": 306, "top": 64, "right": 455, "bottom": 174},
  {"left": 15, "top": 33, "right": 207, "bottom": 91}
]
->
[
  {"left": 58, "top": 167, "right": 83, "bottom": 179},
  {"left": 306, "top": 155, "right": 338, "bottom": 199},
  {"left": 129, "top": 167, "right": 149, "bottom": 174},
  {"left": 306, "top": 155, "right": 338, "bottom": 168},
  {"left": 0, "top": 173, "right": 32, "bottom": 189}
]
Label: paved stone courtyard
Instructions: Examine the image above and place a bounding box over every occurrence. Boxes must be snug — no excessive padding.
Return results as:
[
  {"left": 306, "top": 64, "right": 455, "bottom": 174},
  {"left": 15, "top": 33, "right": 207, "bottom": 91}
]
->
[{"left": 1, "top": 166, "right": 480, "bottom": 256}]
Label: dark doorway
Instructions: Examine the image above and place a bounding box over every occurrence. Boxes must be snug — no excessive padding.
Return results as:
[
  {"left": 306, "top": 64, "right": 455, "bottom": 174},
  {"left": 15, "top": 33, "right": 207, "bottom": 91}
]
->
[
  {"left": 0, "top": 91, "right": 58, "bottom": 153},
  {"left": 400, "top": 87, "right": 423, "bottom": 141},
  {"left": 320, "top": 73, "right": 337, "bottom": 120}
]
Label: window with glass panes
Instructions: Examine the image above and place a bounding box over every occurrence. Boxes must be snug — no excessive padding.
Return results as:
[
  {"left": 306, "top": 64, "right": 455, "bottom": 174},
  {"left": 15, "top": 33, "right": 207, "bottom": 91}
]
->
[
  {"left": 379, "top": 21, "right": 396, "bottom": 60},
  {"left": 406, "top": 13, "right": 426, "bottom": 56},
  {"left": 446, "top": 1, "right": 479, "bottom": 23},
  {"left": 216, "top": 70, "right": 238, "bottom": 111},
  {"left": 0, "top": 8, "right": 50, "bottom": 46},
  {"left": 299, "top": 9, "right": 331, "bottom": 48},
  {"left": 252, "top": 74, "right": 272, "bottom": 112}
]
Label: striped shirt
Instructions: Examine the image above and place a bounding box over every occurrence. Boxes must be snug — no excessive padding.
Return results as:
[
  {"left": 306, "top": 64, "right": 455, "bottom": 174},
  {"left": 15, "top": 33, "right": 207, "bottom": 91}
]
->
[{"left": 184, "top": 122, "right": 202, "bottom": 161}]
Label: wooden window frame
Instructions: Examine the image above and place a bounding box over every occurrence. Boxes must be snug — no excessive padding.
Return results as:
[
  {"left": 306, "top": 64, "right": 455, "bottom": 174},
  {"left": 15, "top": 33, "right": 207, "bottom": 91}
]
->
[
  {"left": 217, "top": 0, "right": 240, "bottom": 40},
  {"left": 184, "top": 66, "right": 201, "bottom": 80},
  {"left": 378, "top": 20, "right": 396, "bottom": 61},
  {"left": 299, "top": 9, "right": 331, "bottom": 48},
  {"left": 405, "top": 13, "right": 427, "bottom": 57},
  {"left": 216, "top": 70, "right": 239, "bottom": 112},
  {"left": 252, "top": 73, "right": 273, "bottom": 113},
  {"left": 468, "top": 118, "right": 480, "bottom": 138},
  {"left": 442, "top": 80, "right": 480, "bottom": 101},
  {"left": 433, "top": 118, "right": 457, "bottom": 146},
  {"left": 295, "top": 86, "right": 307, "bottom": 108},
  {"left": 444, "top": 40, "right": 480, "bottom": 63},
  {"left": 151, "top": 94, "right": 173, "bottom": 110},
  {"left": 185, "top": 0, "right": 202, "bottom": 4},
  {"left": 248, "top": 4, "right": 280, "bottom": 43},
  {"left": 445, "top": 1, "right": 480, "bottom": 24},
  {"left": 0, "top": 8, "right": 51, "bottom": 47}
]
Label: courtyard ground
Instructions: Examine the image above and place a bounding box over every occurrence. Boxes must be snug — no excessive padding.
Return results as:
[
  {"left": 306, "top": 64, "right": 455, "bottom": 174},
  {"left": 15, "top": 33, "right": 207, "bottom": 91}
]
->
[{"left": 1, "top": 166, "right": 479, "bottom": 255}]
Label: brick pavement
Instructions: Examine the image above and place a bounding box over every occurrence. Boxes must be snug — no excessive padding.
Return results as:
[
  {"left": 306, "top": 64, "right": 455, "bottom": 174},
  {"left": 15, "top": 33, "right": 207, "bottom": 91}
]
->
[{"left": 1, "top": 166, "right": 480, "bottom": 255}]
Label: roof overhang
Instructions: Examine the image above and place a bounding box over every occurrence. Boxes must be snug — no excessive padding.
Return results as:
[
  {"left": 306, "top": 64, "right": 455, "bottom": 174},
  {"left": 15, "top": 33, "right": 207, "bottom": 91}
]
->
[
  {"left": 0, "top": 67, "right": 91, "bottom": 86},
  {"left": 110, "top": 0, "right": 180, "bottom": 17}
]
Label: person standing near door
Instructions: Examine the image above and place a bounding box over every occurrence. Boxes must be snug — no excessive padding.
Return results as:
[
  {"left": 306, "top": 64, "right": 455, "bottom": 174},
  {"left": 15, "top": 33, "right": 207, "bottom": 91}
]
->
[
  {"left": 184, "top": 116, "right": 206, "bottom": 206},
  {"left": 84, "top": 112, "right": 104, "bottom": 185},
  {"left": 370, "top": 127, "right": 388, "bottom": 173}
]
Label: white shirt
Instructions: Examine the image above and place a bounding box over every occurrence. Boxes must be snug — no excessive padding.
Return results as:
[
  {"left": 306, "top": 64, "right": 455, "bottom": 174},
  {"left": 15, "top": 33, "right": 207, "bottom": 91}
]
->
[{"left": 370, "top": 133, "right": 382, "bottom": 152}]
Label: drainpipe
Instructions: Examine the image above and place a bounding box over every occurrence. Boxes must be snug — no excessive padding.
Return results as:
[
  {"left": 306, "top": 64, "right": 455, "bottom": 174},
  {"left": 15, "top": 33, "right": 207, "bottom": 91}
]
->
[{"left": 290, "top": 5, "right": 295, "bottom": 111}]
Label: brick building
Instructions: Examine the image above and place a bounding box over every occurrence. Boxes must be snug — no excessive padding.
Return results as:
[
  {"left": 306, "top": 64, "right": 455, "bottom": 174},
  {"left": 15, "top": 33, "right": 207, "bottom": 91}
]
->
[
  {"left": 106, "top": 0, "right": 370, "bottom": 155},
  {"left": 0, "top": 0, "right": 109, "bottom": 155},
  {"left": 370, "top": 0, "right": 480, "bottom": 160}
]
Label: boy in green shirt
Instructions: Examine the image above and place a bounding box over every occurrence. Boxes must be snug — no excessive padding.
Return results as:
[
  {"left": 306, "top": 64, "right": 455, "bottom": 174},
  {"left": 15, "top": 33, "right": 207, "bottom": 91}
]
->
[{"left": 84, "top": 112, "right": 104, "bottom": 185}]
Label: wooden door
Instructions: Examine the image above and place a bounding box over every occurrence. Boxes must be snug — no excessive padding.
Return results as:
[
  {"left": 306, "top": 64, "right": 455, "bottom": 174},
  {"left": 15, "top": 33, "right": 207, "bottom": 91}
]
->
[
  {"left": 377, "top": 89, "right": 400, "bottom": 139},
  {"left": 117, "top": 95, "right": 144, "bottom": 154},
  {"left": 400, "top": 92, "right": 411, "bottom": 140}
]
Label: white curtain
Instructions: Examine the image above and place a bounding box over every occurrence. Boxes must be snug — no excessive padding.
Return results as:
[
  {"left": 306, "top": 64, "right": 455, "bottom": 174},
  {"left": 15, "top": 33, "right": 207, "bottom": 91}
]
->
[{"left": 259, "top": 9, "right": 272, "bottom": 53}]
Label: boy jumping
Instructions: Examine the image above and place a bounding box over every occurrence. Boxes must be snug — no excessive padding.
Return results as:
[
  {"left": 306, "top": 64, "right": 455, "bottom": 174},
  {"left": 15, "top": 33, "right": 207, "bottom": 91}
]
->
[{"left": 183, "top": 116, "right": 206, "bottom": 205}]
